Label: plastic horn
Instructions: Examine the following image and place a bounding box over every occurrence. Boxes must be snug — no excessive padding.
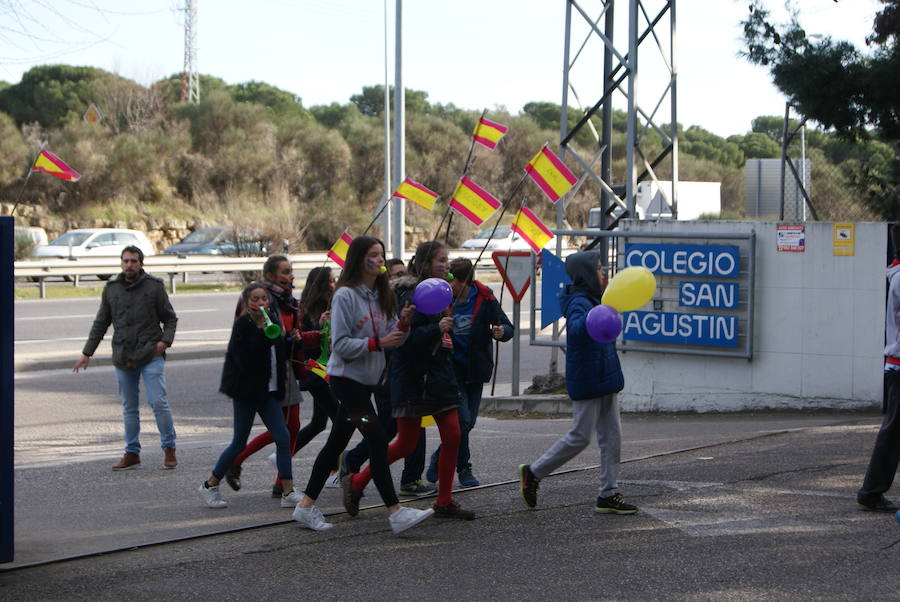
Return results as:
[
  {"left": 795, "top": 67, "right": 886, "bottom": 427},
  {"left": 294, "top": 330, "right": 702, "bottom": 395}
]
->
[{"left": 259, "top": 306, "right": 282, "bottom": 339}]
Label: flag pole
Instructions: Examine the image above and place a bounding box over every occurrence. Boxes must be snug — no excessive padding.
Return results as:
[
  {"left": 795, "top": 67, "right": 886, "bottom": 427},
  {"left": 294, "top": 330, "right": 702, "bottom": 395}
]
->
[
  {"left": 362, "top": 198, "right": 392, "bottom": 236},
  {"left": 444, "top": 109, "right": 487, "bottom": 243},
  {"left": 10, "top": 141, "right": 47, "bottom": 217}
]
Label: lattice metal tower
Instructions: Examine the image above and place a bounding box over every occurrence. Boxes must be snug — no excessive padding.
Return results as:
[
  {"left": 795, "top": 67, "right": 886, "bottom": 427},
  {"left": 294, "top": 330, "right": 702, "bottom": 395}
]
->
[
  {"left": 560, "top": 0, "right": 677, "bottom": 234},
  {"left": 180, "top": 0, "right": 199, "bottom": 104}
]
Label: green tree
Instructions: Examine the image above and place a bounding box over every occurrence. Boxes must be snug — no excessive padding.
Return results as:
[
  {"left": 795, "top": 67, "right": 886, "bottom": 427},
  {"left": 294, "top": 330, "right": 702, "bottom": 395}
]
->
[
  {"left": 680, "top": 126, "right": 744, "bottom": 167},
  {"left": 350, "top": 85, "right": 431, "bottom": 116},
  {"left": 0, "top": 111, "right": 28, "bottom": 186},
  {"left": 228, "top": 81, "right": 310, "bottom": 123},
  {"left": 729, "top": 132, "right": 780, "bottom": 159}
]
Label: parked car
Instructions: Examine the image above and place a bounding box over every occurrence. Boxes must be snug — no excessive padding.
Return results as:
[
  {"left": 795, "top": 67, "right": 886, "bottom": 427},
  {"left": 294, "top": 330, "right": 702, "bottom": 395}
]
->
[
  {"left": 15, "top": 226, "right": 49, "bottom": 250},
  {"left": 33, "top": 228, "right": 156, "bottom": 260},
  {"left": 163, "top": 226, "right": 271, "bottom": 256},
  {"left": 459, "top": 224, "right": 540, "bottom": 251},
  {"left": 31, "top": 228, "right": 156, "bottom": 280}
]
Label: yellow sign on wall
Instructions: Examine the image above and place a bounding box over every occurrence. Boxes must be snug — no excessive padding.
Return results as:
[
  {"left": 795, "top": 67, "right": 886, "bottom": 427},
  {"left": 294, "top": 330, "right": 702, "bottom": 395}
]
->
[{"left": 833, "top": 223, "right": 855, "bottom": 256}]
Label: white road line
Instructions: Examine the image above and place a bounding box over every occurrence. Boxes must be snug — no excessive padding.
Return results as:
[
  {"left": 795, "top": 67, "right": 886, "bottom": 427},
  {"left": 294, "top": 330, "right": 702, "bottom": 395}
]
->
[
  {"left": 15, "top": 327, "right": 231, "bottom": 344},
  {"left": 15, "top": 308, "right": 218, "bottom": 321}
]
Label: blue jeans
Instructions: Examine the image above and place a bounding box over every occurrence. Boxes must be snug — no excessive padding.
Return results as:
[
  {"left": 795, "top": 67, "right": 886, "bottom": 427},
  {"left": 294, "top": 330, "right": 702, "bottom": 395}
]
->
[
  {"left": 213, "top": 394, "right": 292, "bottom": 480},
  {"left": 429, "top": 362, "right": 483, "bottom": 474},
  {"left": 115, "top": 355, "right": 176, "bottom": 454}
]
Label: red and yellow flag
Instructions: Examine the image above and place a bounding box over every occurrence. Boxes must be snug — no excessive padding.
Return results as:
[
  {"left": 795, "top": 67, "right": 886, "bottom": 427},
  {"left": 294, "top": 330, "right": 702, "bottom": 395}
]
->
[
  {"left": 524, "top": 145, "right": 577, "bottom": 203},
  {"left": 327, "top": 231, "right": 353, "bottom": 268},
  {"left": 511, "top": 207, "right": 554, "bottom": 253},
  {"left": 393, "top": 178, "right": 439, "bottom": 211},
  {"left": 31, "top": 148, "right": 81, "bottom": 182},
  {"left": 449, "top": 177, "right": 500, "bottom": 226},
  {"left": 472, "top": 117, "right": 509, "bottom": 150}
]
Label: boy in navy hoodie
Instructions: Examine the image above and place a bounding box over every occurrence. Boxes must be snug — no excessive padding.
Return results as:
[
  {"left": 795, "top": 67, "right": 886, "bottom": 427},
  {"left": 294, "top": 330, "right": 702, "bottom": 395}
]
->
[{"left": 517, "top": 250, "right": 637, "bottom": 514}]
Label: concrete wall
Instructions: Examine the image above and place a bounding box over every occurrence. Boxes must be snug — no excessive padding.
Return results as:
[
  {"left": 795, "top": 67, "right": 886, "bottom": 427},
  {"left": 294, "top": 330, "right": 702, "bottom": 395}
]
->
[{"left": 616, "top": 220, "right": 887, "bottom": 412}]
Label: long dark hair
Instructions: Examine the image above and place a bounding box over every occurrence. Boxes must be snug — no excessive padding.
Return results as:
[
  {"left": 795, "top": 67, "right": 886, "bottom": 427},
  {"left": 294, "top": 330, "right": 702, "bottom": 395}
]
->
[
  {"left": 409, "top": 240, "right": 448, "bottom": 283},
  {"left": 299, "top": 266, "right": 333, "bottom": 324},
  {"left": 335, "top": 236, "right": 396, "bottom": 317}
]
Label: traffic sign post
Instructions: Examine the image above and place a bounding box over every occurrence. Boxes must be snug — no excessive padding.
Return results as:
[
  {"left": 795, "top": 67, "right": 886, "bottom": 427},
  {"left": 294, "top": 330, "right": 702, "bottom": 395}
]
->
[{"left": 492, "top": 251, "right": 533, "bottom": 396}]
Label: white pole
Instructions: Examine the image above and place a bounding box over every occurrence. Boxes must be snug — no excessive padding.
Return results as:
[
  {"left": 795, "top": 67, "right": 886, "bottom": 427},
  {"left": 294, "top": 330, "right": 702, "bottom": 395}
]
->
[
  {"left": 380, "top": 0, "right": 392, "bottom": 243},
  {"left": 390, "top": 0, "right": 405, "bottom": 259}
]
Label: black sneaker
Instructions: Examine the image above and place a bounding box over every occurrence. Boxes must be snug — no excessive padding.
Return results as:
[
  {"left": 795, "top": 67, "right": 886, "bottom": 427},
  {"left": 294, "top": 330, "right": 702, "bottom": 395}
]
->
[
  {"left": 595, "top": 493, "right": 638, "bottom": 515},
  {"left": 224, "top": 465, "right": 242, "bottom": 491},
  {"left": 271, "top": 485, "right": 283, "bottom": 499},
  {"left": 341, "top": 474, "right": 363, "bottom": 517},
  {"left": 857, "top": 495, "right": 899, "bottom": 512},
  {"left": 432, "top": 500, "right": 476, "bottom": 520},
  {"left": 518, "top": 464, "right": 539, "bottom": 508}
]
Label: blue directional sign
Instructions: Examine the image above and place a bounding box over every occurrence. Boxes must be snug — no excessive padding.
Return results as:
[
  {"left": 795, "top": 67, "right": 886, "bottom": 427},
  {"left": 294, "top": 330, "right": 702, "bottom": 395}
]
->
[{"left": 540, "top": 249, "right": 571, "bottom": 328}]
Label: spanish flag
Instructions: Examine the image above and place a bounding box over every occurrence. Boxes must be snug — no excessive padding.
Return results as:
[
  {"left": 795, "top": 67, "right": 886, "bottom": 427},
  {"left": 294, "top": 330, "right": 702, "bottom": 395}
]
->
[
  {"left": 524, "top": 145, "right": 577, "bottom": 203},
  {"left": 511, "top": 207, "right": 554, "bottom": 253},
  {"left": 393, "top": 178, "right": 439, "bottom": 211},
  {"left": 327, "top": 231, "right": 353, "bottom": 268},
  {"left": 449, "top": 177, "right": 500, "bottom": 226},
  {"left": 31, "top": 148, "right": 81, "bottom": 182},
  {"left": 472, "top": 117, "right": 509, "bottom": 150}
]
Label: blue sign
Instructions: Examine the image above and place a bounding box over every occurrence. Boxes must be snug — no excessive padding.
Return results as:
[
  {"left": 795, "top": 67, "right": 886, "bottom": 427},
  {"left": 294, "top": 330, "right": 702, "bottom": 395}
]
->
[
  {"left": 678, "top": 281, "right": 739, "bottom": 309},
  {"left": 540, "top": 249, "right": 571, "bottom": 328},
  {"left": 624, "top": 243, "right": 740, "bottom": 278},
  {"left": 622, "top": 311, "right": 739, "bottom": 347}
]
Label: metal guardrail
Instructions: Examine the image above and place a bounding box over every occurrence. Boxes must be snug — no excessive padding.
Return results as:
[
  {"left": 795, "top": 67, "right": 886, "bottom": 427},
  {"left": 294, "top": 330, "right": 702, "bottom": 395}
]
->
[{"left": 14, "top": 249, "right": 547, "bottom": 298}]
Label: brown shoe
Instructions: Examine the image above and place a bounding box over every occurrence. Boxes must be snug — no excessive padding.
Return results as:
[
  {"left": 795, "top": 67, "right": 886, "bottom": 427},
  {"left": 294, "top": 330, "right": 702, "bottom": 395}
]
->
[
  {"left": 432, "top": 500, "right": 476, "bottom": 520},
  {"left": 163, "top": 448, "right": 177, "bottom": 469},
  {"left": 112, "top": 452, "right": 140, "bottom": 471}
]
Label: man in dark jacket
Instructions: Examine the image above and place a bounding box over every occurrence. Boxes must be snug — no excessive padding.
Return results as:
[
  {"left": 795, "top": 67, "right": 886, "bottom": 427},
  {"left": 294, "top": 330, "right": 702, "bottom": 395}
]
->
[
  {"left": 426, "top": 258, "right": 514, "bottom": 487},
  {"left": 74, "top": 246, "right": 178, "bottom": 471}
]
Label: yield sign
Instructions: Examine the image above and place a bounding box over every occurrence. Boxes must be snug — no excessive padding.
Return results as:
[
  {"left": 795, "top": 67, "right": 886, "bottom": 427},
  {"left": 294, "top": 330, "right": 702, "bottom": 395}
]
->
[{"left": 492, "top": 251, "right": 532, "bottom": 302}]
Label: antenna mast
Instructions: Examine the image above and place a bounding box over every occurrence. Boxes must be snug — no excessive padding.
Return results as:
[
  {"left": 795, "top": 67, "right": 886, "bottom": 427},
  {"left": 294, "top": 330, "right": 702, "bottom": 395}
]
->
[{"left": 180, "top": 0, "right": 199, "bottom": 103}]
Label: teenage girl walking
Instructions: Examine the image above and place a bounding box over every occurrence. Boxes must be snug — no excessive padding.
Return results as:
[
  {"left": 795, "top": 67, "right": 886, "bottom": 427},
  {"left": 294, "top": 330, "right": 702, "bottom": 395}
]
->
[
  {"left": 199, "top": 281, "right": 300, "bottom": 509},
  {"left": 345, "top": 240, "right": 475, "bottom": 521},
  {"left": 221, "top": 256, "right": 316, "bottom": 498},
  {"left": 292, "top": 236, "right": 433, "bottom": 534}
]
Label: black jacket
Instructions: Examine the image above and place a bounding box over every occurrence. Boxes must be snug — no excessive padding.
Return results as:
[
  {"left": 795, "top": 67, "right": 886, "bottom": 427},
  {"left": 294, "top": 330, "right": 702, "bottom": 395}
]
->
[
  {"left": 390, "top": 277, "right": 461, "bottom": 409},
  {"left": 219, "top": 314, "right": 287, "bottom": 402},
  {"left": 455, "top": 281, "right": 514, "bottom": 384}
]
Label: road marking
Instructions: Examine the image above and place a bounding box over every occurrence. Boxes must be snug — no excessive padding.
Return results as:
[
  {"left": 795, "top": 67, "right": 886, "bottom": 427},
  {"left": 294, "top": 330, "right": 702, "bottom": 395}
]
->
[
  {"left": 15, "top": 327, "right": 231, "bottom": 344},
  {"left": 15, "top": 308, "right": 218, "bottom": 321}
]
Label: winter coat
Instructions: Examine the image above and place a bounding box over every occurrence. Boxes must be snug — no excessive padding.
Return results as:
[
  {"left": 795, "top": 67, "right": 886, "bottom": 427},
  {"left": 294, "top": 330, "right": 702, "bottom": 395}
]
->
[
  {"left": 82, "top": 270, "right": 177, "bottom": 369},
  {"left": 454, "top": 281, "right": 514, "bottom": 384},
  {"left": 561, "top": 251, "right": 624, "bottom": 400},
  {"left": 220, "top": 314, "right": 288, "bottom": 402}
]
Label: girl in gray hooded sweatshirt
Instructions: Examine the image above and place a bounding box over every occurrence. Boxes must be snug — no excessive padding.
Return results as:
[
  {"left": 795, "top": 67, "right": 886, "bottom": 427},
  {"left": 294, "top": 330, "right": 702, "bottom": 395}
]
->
[{"left": 292, "top": 236, "right": 434, "bottom": 535}]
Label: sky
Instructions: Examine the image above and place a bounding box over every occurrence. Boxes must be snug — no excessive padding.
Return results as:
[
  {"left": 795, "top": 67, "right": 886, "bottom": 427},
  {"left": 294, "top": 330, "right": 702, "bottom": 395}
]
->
[{"left": 0, "top": 0, "right": 884, "bottom": 138}]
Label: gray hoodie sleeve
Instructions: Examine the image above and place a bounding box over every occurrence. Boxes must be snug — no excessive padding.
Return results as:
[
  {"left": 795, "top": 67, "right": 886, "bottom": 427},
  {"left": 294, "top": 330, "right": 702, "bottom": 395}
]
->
[{"left": 330, "top": 287, "right": 373, "bottom": 361}]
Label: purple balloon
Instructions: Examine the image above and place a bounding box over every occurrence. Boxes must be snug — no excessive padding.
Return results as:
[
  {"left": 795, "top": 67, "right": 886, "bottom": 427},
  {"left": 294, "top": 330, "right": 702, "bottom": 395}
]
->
[
  {"left": 411, "top": 277, "right": 453, "bottom": 315},
  {"left": 586, "top": 304, "right": 622, "bottom": 343}
]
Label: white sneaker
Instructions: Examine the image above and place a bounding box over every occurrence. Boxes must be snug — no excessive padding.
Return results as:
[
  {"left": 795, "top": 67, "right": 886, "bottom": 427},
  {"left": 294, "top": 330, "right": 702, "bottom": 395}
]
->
[
  {"left": 388, "top": 506, "right": 434, "bottom": 534},
  {"left": 292, "top": 505, "right": 334, "bottom": 531},
  {"left": 198, "top": 482, "right": 227, "bottom": 509},
  {"left": 280, "top": 488, "right": 302, "bottom": 507},
  {"left": 324, "top": 474, "right": 341, "bottom": 488},
  {"left": 267, "top": 452, "right": 277, "bottom": 469}
]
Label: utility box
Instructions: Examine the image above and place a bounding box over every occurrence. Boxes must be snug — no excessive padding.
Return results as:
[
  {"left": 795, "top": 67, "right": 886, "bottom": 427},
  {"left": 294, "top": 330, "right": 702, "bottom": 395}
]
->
[{"left": 745, "top": 158, "right": 811, "bottom": 220}]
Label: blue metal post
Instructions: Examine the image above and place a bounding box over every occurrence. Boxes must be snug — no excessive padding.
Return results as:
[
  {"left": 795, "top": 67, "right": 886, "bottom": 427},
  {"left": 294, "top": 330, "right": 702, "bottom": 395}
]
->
[{"left": 0, "top": 215, "right": 13, "bottom": 562}]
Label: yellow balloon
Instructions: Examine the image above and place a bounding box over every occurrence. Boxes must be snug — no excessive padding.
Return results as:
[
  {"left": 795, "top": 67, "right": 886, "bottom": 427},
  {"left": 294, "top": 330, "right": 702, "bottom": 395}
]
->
[{"left": 601, "top": 266, "right": 657, "bottom": 312}]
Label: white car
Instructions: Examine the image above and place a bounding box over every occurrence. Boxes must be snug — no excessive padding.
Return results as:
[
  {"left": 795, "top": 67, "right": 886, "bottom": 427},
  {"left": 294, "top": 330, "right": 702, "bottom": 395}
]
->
[
  {"left": 460, "top": 224, "right": 539, "bottom": 251},
  {"left": 33, "top": 228, "right": 156, "bottom": 260}
]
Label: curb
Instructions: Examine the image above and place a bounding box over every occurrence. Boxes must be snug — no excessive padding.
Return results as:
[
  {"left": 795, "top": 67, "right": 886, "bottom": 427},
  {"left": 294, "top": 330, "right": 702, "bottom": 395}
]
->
[{"left": 14, "top": 349, "right": 224, "bottom": 373}]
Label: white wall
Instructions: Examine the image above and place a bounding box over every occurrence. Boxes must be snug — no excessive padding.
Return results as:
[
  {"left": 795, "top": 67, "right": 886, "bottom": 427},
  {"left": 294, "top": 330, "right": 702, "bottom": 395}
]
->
[{"left": 616, "top": 220, "right": 887, "bottom": 412}]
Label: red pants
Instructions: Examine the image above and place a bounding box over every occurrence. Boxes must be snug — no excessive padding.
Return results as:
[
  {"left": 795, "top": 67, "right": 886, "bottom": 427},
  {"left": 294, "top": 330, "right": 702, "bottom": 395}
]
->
[
  {"left": 352, "top": 408, "right": 460, "bottom": 506},
  {"left": 232, "top": 404, "right": 300, "bottom": 488}
]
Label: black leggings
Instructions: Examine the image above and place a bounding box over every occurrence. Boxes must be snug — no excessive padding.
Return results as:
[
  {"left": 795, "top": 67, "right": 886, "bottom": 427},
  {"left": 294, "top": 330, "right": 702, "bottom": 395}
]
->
[
  {"left": 303, "top": 376, "right": 399, "bottom": 506},
  {"left": 293, "top": 374, "right": 339, "bottom": 456}
]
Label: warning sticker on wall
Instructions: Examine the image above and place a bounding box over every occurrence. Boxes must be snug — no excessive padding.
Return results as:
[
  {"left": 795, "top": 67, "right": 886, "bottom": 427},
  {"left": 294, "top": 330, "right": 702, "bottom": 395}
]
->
[
  {"left": 776, "top": 224, "right": 805, "bottom": 252},
  {"left": 833, "top": 223, "right": 855, "bottom": 256}
]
